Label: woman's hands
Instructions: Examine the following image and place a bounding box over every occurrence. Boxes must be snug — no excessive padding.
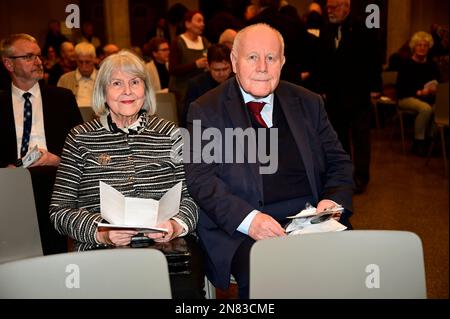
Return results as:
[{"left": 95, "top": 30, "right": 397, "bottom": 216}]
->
[
  {"left": 96, "top": 229, "right": 138, "bottom": 246},
  {"left": 96, "top": 219, "right": 184, "bottom": 246},
  {"left": 146, "top": 219, "right": 184, "bottom": 243}
]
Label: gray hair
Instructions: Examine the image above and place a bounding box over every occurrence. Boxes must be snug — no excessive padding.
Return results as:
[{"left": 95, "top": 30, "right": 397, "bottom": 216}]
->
[
  {"left": 75, "top": 42, "right": 96, "bottom": 58},
  {"left": 409, "top": 31, "right": 434, "bottom": 50},
  {"left": 92, "top": 50, "right": 156, "bottom": 116},
  {"left": 0, "top": 33, "right": 38, "bottom": 57},
  {"left": 232, "top": 23, "right": 285, "bottom": 58}
]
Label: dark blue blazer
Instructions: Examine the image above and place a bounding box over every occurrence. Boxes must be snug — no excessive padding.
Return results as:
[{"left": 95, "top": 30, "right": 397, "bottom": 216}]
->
[
  {"left": 0, "top": 82, "right": 82, "bottom": 167},
  {"left": 184, "top": 77, "right": 353, "bottom": 288}
]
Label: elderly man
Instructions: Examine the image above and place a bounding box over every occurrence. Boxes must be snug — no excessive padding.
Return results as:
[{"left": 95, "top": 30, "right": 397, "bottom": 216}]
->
[
  {"left": 57, "top": 42, "right": 97, "bottom": 107},
  {"left": 318, "top": 0, "right": 382, "bottom": 194},
  {"left": 0, "top": 33, "right": 82, "bottom": 254},
  {"left": 184, "top": 24, "right": 353, "bottom": 298}
]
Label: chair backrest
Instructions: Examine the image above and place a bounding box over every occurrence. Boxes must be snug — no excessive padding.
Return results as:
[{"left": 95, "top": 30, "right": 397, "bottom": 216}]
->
[
  {"left": 0, "top": 168, "right": 43, "bottom": 264},
  {"left": 434, "top": 82, "right": 449, "bottom": 126},
  {"left": 155, "top": 92, "right": 178, "bottom": 124},
  {"left": 79, "top": 106, "right": 96, "bottom": 122},
  {"left": 0, "top": 248, "right": 172, "bottom": 298},
  {"left": 249, "top": 230, "right": 426, "bottom": 299}
]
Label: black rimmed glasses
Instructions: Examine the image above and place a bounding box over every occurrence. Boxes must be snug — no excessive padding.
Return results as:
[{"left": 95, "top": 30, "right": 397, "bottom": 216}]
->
[{"left": 7, "top": 54, "right": 43, "bottom": 62}]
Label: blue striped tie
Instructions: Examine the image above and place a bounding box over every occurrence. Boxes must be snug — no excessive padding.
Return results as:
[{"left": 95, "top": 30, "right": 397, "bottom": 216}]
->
[{"left": 20, "top": 92, "right": 32, "bottom": 157}]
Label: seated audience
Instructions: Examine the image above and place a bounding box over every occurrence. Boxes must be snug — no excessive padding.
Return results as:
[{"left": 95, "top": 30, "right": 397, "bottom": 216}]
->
[
  {"left": 397, "top": 31, "right": 441, "bottom": 157},
  {"left": 0, "top": 33, "right": 83, "bottom": 254},
  {"left": 47, "top": 41, "right": 77, "bottom": 85},
  {"left": 97, "top": 43, "right": 120, "bottom": 66},
  {"left": 57, "top": 42, "right": 97, "bottom": 107},
  {"left": 146, "top": 37, "right": 170, "bottom": 92},
  {"left": 218, "top": 29, "right": 237, "bottom": 50},
  {"left": 182, "top": 43, "right": 233, "bottom": 127}
]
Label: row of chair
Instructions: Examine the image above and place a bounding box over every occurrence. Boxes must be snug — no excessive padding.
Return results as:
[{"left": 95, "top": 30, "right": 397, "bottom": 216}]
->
[
  {"left": 0, "top": 230, "right": 426, "bottom": 299},
  {"left": 0, "top": 162, "right": 427, "bottom": 299}
]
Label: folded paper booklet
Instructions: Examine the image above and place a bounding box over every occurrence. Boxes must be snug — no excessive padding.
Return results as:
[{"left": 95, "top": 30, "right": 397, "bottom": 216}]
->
[
  {"left": 97, "top": 181, "right": 182, "bottom": 233},
  {"left": 285, "top": 204, "right": 347, "bottom": 236}
]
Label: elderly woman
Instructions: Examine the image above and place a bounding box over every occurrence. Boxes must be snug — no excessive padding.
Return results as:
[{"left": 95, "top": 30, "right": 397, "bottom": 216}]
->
[
  {"left": 49, "top": 50, "right": 198, "bottom": 251},
  {"left": 397, "top": 31, "right": 441, "bottom": 157}
]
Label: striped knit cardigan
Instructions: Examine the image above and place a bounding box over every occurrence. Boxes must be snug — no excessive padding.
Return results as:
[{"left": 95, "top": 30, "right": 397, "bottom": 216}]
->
[{"left": 49, "top": 114, "right": 198, "bottom": 251}]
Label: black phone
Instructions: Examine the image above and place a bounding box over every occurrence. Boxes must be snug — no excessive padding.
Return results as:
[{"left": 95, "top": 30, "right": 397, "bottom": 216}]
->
[{"left": 130, "top": 234, "right": 154, "bottom": 248}]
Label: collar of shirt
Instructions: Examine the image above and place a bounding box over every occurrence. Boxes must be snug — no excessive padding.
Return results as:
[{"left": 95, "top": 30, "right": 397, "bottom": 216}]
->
[
  {"left": 239, "top": 86, "right": 274, "bottom": 128},
  {"left": 11, "top": 81, "right": 41, "bottom": 101},
  {"left": 75, "top": 68, "right": 97, "bottom": 81}
]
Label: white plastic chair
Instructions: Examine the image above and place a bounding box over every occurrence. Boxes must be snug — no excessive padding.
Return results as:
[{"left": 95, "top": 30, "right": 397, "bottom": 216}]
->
[
  {"left": 250, "top": 230, "right": 426, "bottom": 299},
  {"left": 0, "top": 168, "right": 43, "bottom": 264},
  {"left": 0, "top": 248, "right": 172, "bottom": 299}
]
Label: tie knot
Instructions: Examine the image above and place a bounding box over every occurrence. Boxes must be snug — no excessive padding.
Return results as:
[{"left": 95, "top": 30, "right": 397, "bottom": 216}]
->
[
  {"left": 23, "top": 92, "right": 31, "bottom": 100},
  {"left": 246, "top": 101, "right": 265, "bottom": 113}
]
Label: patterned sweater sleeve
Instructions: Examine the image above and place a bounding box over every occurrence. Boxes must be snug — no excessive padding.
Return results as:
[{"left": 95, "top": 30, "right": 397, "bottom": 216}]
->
[
  {"left": 169, "top": 126, "right": 199, "bottom": 233},
  {"left": 49, "top": 126, "right": 103, "bottom": 246}
]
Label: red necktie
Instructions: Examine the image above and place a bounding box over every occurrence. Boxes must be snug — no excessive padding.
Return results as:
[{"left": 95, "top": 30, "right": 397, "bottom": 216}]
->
[{"left": 246, "top": 101, "right": 267, "bottom": 128}]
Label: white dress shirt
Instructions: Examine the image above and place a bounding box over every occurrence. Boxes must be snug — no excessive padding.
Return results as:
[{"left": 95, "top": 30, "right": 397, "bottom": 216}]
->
[
  {"left": 11, "top": 82, "right": 47, "bottom": 158},
  {"left": 76, "top": 68, "right": 96, "bottom": 107},
  {"left": 237, "top": 88, "right": 275, "bottom": 234}
]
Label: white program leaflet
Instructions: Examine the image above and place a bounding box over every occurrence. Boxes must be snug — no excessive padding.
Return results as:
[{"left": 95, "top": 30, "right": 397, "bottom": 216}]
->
[{"left": 97, "top": 181, "right": 182, "bottom": 232}]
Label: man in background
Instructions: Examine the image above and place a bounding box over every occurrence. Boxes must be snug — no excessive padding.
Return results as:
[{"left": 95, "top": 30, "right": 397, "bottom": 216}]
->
[
  {"left": 57, "top": 42, "right": 97, "bottom": 107},
  {"left": 182, "top": 43, "right": 233, "bottom": 127},
  {"left": 318, "top": 0, "right": 382, "bottom": 194},
  {"left": 0, "top": 33, "right": 83, "bottom": 255}
]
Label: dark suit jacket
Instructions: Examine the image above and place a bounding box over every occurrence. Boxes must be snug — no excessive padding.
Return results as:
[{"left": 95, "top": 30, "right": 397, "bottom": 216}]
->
[
  {"left": 182, "top": 72, "right": 220, "bottom": 128},
  {"left": 184, "top": 78, "right": 353, "bottom": 288},
  {"left": 0, "top": 82, "right": 82, "bottom": 167},
  {"left": 318, "top": 15, "right": 382, "bottom": 113}
]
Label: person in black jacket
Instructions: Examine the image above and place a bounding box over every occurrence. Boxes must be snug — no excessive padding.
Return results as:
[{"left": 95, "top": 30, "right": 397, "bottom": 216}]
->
[
  {"left": 318, "top": 0, "right": 382, "bottom": 194},
  {"left": 181, "top": 43, "right": 232, "bottom": 127}
]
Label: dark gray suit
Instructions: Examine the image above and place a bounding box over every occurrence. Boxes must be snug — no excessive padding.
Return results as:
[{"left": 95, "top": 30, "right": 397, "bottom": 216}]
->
[{"left": 184, "top": 77, "right": 353, "bottom": 290}]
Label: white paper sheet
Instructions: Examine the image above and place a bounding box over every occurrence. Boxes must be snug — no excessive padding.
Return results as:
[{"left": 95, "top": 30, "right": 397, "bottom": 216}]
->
[{"left": 98, "top": 181, "right": 182, "bottom": 232}]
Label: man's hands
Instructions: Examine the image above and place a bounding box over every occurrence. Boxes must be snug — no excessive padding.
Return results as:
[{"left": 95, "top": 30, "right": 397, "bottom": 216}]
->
[
  {"left": 316, "top": 199, "right": 342, "bottom": 221},
  {"left": 248, "top": 212, "right": 286, "bottom": 241}
]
